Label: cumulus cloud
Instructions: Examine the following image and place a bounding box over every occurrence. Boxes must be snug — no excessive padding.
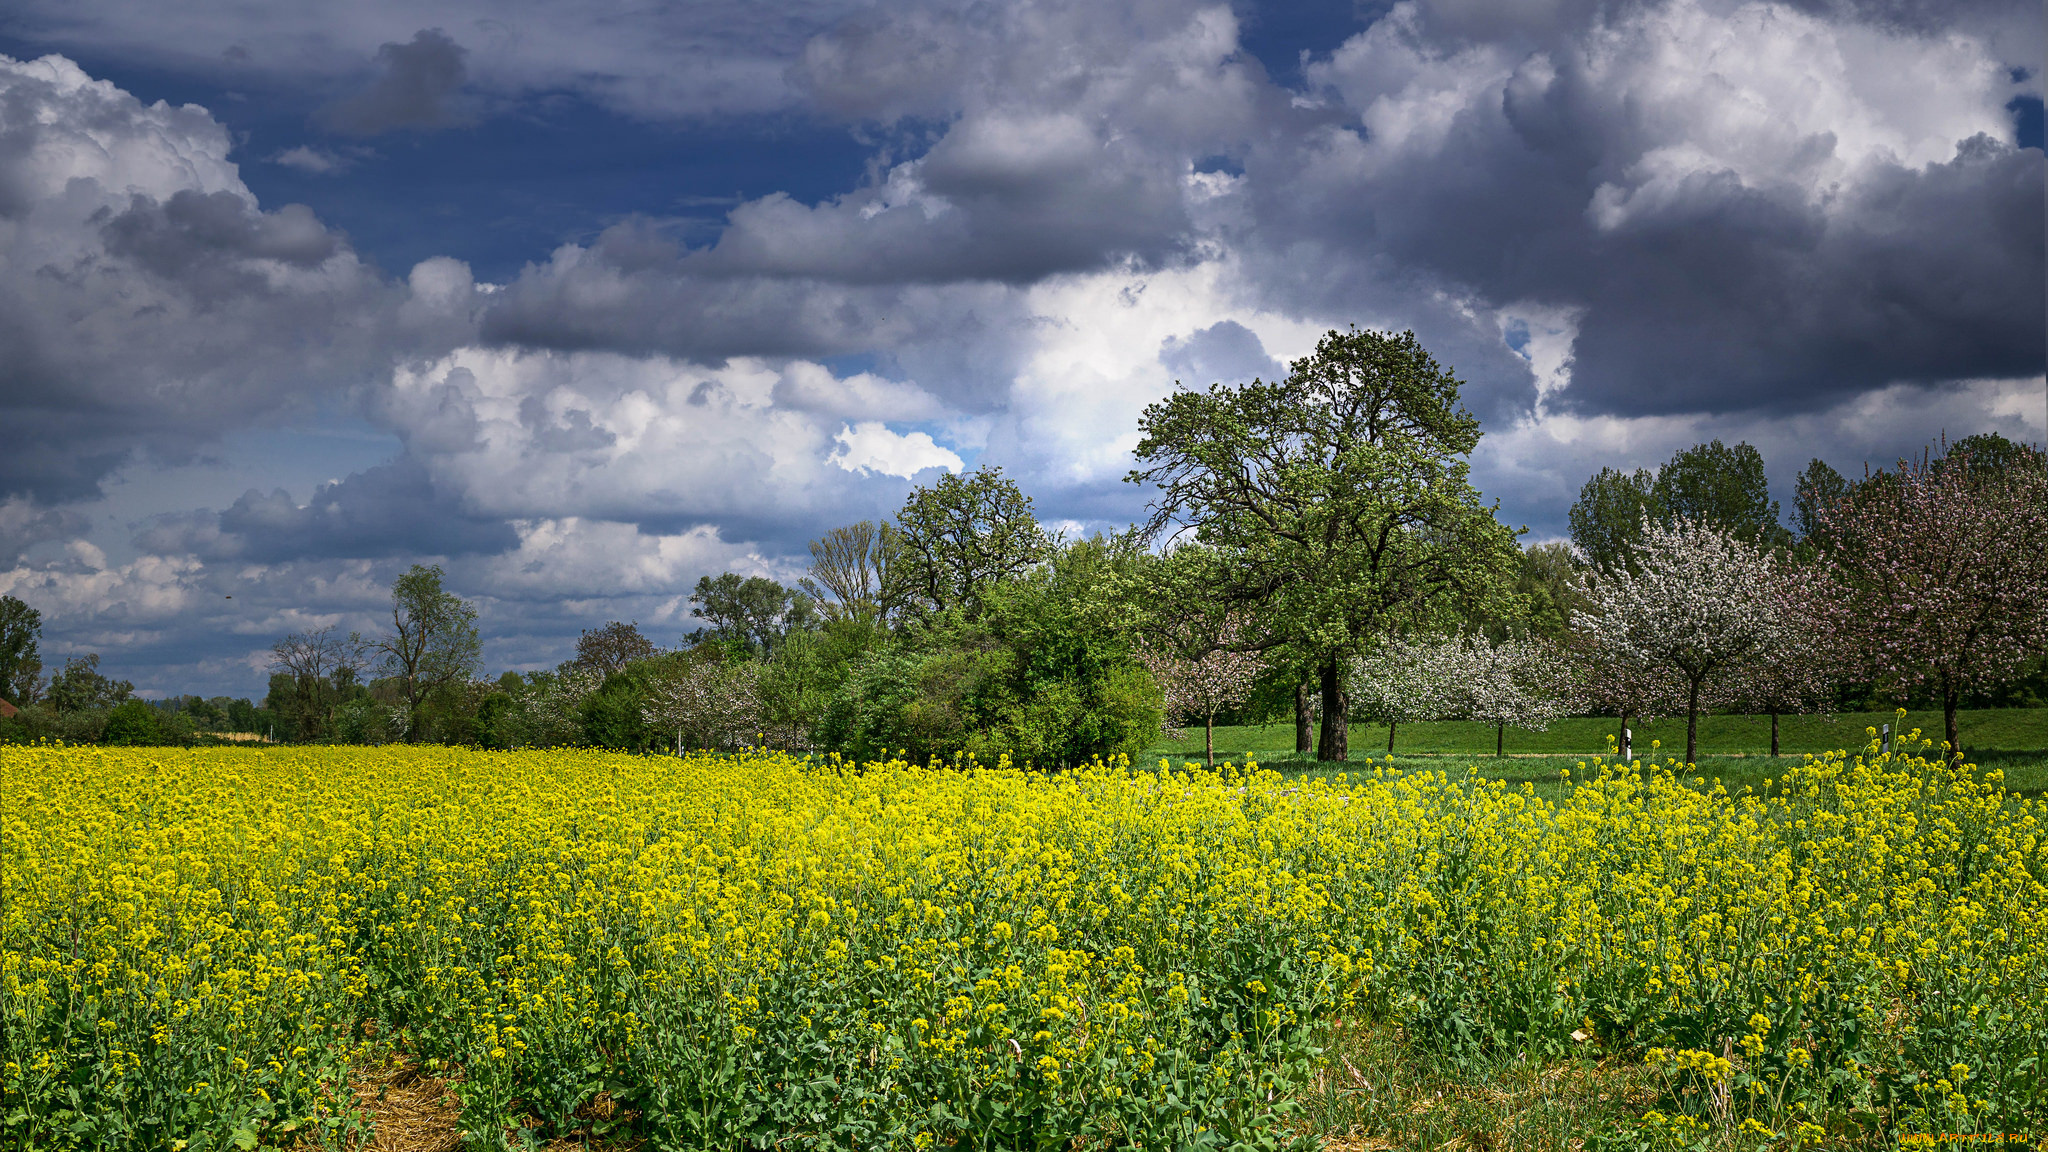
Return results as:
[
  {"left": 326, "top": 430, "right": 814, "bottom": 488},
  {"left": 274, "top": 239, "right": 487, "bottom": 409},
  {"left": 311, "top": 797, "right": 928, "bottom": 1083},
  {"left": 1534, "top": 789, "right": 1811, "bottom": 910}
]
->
[
  {"left": 1160, "top": 320, "right": 1284, "bottom": 385},
  {"left": 0, "top": 54, "right": 410, "bottom": 502},
  {"left": 0, "top": 499, "right": 90, "bottom": 566},
  {"left": 1252, "top": 0, "right": 2043, "bottom": 419},
  {"left": 830, "top": 423, "right": 963, "bottom": 479},
  {"left": 372, "top": 347, "right": 943, "bottom": 548}
]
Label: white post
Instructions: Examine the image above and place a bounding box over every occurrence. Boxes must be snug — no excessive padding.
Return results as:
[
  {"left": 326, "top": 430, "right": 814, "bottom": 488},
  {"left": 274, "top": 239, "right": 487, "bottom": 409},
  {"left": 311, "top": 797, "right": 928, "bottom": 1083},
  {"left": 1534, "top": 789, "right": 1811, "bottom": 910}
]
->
[
  {"left": 1881, "top": 723, "right": 1891, "bottom": 755},
  {"left": 1621, "top": 726, "right": 1632, "bottom": 761}
]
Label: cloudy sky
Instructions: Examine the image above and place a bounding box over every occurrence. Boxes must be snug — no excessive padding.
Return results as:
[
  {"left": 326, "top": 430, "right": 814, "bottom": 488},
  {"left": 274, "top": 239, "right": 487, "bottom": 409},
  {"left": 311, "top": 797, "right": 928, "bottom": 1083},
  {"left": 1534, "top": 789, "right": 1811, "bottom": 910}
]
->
[{"left": 1, "top": 0, "right": 2041, "bottom": 697}]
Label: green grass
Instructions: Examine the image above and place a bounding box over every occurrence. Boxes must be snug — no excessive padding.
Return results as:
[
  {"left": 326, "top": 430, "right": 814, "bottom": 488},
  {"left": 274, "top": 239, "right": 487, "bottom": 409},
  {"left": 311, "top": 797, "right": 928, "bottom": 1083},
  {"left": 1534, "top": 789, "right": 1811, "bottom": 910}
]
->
[
  {"left": 1296, "top": 1020, "right": 1663, "bottom": 1151},
  {"left": 1143, "top": 707, "right": 2048, "bottom": 801}
]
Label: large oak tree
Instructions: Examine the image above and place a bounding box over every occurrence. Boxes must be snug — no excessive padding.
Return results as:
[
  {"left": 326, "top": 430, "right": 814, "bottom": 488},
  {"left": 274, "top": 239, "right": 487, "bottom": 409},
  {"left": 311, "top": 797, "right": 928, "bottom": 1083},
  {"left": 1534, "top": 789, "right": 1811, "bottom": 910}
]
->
[{"left": 1128, "top": 326, "right": 1520, "bottom": 761}]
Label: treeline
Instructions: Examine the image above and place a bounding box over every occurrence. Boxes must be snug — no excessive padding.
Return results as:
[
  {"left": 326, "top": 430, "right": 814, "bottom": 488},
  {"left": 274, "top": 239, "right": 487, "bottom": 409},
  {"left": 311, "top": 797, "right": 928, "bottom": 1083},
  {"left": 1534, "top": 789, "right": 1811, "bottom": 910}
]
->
[
  {"left": 0, "top": 631, "right": 278, "bottom": 745},
  {"left": 3, "top": 329, "right": 2042, "bottom": 761}
]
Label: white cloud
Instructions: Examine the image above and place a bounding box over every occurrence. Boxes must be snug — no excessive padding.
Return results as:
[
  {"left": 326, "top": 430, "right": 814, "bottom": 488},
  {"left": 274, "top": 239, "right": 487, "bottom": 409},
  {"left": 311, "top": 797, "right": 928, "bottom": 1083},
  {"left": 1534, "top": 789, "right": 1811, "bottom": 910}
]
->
[
  {"left": 1570, "top": 1, "right": 2010, "bottom": 232},
  {"left": 830, "top": 423, "right": 963, "bottom": 479},
  {"left": 375, "top": 347, "right": 937, "bottom": 536},
  {"left": 470, "top": 517, "right": 777, "bottom": 600}
]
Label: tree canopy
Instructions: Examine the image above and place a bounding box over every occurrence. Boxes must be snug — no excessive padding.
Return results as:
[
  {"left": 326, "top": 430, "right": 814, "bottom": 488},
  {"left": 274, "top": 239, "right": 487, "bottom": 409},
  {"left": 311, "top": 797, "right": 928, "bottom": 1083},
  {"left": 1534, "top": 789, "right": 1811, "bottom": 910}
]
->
[
  {"left": 893, "top": 466, "right": 1051, "bottom": 622},
  {"left": 1128, "top": 326, "right": 1521, "bottom": 760},
  {"left": 0, "top": 594, "right": 42, "bottom": 705},
  {"left": 690, "top": 574, "right": 817, "bottom": 653},
  {"left": 1811, "top": 439, "right": 2048, "bottom": 756},
  {"left": 573, "top": 620, "right": 660, "bottom": 675},
  {"left": 1571, "top": 439, "right": 1786, "bottom": 572},
  {"left": 374, "top": 564, "right": 482, "bottom": 741},
  {"left": 805, "top": 520, "right": 905, "bottom": 625}
]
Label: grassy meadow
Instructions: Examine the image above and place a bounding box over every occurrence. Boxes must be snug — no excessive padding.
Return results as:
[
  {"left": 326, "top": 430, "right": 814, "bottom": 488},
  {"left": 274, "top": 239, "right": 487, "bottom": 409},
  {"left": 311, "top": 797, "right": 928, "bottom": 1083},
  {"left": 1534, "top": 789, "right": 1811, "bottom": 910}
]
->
[{"left": 1147, "top": 707, "right": 2048, "bottom": 799}]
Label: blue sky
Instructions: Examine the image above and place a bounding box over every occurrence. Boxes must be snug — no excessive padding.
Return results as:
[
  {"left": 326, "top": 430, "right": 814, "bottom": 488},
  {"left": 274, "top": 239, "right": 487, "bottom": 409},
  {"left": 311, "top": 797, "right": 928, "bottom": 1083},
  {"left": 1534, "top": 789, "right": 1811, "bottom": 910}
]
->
[{"left": 1, "top": 0, "right": 2041, "bottom": 697}]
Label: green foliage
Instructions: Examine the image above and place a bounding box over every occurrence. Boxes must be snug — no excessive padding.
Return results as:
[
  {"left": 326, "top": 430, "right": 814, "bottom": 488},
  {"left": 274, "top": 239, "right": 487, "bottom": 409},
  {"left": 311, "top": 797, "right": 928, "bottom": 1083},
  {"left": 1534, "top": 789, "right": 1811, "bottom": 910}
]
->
[
  {"left": 1130, "top": 326, "right": 1521, "bottom": 760},
  {"left": 45, "top": 653, "right": 134, "bottom": 713},
  {"left": 819, "top": 536, "right": 1164, "bottom": 767},
  {"left": 581, "top": 667, "right": 655, "bottom": 750},
  {"left": 1792, "top": 457, "right": 1851, "bottom": 544},
  {"left": 1649, "top": 439, "right": 1786, "bottom": 549},
  {"left": 100, "top": 699, "right": 163, "bottom": 746},
  {"left": 473, "top": 691, "right": 516, "bottom": 748},
  {"left": 1573, "top": 440, "right": 1790, "bottom": 573},
  {"left": 805, "top": 520, "right": 908, "bottom": 625},
  {"left": 571, "top": 620, "right": 660, "bottom": 675},
  {"left": 971, "top": 537, "right": 1164, "bottom": 766},
  {"left": 894, "top": 465, "right": 1052, "bottom": 622},
  {"left": 756, "top": 628, "right": 835, "bottom": 745},
  {"left": 1940, "top": 431, "right": 2046, "bottom": 482},
  {"left": 0, "top": 593, "right": 42, "bottom": 705},
  {"left": 1569, "top": 466, "right": 1657, "bottom": 576},
  {"left": 373, "top": 564, "right": 482, "bottom": 741},
  {"left": 690, "top": 573, "right": 817, "bottom": 653},
  {"left": 1473, "top": 542, "right": 1585, "bottom": 642},
  {"left": 822, "top": 635, "right": 985, "bottom": 762}
]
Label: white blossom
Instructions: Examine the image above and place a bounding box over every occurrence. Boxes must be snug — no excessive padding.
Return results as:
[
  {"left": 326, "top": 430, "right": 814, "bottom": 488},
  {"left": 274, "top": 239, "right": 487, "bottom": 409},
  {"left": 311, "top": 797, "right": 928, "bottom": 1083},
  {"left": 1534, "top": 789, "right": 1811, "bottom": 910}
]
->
[
  {"left": 1573, "top": 518, "right": 1784, "bottom": 763},
  {"left": 642, "top": 656, "right": 762, "bottom": 752}
]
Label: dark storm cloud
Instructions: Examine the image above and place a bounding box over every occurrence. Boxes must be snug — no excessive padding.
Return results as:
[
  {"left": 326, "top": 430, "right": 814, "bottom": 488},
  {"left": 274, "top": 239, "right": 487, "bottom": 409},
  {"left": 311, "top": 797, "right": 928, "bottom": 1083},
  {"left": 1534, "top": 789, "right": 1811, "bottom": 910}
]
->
[
  {"left": 136, "top": 456, "right": 517, "bottom": 563},
  {"left": 475, "top": 222, "right": 1036, "bottom": 410},
  {"left": 1241, "top": 0, "right": 2045, "bottom": 420},
  {"left": 697, "top": 155, "right": 1190, "bottom": 285},
  {"left": 1563, "top": 135, "right": 2043, "bottom": 415},
  {"left": 479, "top": 0, "right": 1261, "bottom": 357},
  {"left": 321, "top": 29, "right": 469, "bottom": 135}
]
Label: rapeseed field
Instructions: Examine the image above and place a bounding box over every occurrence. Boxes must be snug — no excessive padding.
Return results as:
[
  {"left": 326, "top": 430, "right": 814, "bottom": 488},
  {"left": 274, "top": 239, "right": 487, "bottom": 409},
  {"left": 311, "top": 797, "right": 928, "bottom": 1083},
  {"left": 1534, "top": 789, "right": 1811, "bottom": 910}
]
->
[{"left": 3, "top": 730, "right": 2042, "bottom": 1150}]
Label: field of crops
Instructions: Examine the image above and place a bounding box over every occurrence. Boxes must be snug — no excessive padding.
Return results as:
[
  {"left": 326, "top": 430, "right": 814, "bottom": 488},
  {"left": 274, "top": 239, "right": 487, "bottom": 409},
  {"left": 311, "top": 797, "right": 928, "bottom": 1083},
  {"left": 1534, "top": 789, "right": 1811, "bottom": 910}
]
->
[{"left": 4, "top": 732, "right": 2044, "bottom": 1150}]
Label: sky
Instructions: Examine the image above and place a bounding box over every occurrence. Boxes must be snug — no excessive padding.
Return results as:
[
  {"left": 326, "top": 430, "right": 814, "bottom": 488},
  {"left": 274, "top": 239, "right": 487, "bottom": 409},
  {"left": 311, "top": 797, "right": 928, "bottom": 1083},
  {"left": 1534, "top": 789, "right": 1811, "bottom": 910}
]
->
[{"left": 0, "top": 0, "right": 2042, "bottom": 698}]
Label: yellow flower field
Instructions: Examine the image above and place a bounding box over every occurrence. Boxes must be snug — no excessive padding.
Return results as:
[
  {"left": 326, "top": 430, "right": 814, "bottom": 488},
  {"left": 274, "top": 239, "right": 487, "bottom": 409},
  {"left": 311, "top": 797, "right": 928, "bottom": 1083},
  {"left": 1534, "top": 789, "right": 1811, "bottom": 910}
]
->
[{"left": 2, "top": 734, "right": 2043, "bottom": 1149}]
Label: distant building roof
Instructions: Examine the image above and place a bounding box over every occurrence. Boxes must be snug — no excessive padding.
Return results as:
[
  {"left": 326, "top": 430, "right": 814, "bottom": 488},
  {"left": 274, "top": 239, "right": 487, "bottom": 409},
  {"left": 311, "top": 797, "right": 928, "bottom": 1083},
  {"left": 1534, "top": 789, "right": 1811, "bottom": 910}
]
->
[{"left": 0, "top": 698, "right": 18, "bottom": 719}]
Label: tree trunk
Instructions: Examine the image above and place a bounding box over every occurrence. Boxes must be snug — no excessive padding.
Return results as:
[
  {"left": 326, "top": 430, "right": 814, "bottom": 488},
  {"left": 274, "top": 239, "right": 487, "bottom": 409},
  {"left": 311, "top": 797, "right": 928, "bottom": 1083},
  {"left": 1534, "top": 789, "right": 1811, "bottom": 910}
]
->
[
  {"left": 1945, "top": 686, "right": 1961, "bottom": 763},
  {"left": 1497, "top": 722, "right": 1505, "bottom": 759},
  {"left": 1685, "top": 676, "right": 1702, "bottom": 766},
  {"left": 1316, "top": 660, "right": 1348, "bottom": 762},
  {"left": 1294, "top": 681, "right": 1313, "bottom": 754},
  {"left": 1205, "top": 711, "right": 1215, "bottom": 769},
  {"left": 1387, "top": 721, "right": 1396, "bottom": 755},
  {"left": 1769, "top": 709, "right": 1779, "bottom": 758}
]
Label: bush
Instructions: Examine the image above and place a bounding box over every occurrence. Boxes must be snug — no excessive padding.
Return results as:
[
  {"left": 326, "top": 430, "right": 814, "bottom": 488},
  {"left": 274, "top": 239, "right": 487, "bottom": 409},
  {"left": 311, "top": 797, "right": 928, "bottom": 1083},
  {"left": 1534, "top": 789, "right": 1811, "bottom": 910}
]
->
[{"left": 100, "top": 700, "right": 162, "bottom": 746}]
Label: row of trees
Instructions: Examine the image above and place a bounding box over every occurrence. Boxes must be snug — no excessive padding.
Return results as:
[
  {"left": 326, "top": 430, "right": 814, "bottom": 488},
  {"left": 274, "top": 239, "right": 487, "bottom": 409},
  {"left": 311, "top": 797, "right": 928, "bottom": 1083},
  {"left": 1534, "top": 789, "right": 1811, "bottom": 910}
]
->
[
  {"left": 5, "top": 326, "right": 2042, "bottom": 762},
  {"left": 1352, "top": 433, "right": 2048, "bottom": 767},
  {"left": 0, "top": 599, "right": 279, "bottom": 744}
]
